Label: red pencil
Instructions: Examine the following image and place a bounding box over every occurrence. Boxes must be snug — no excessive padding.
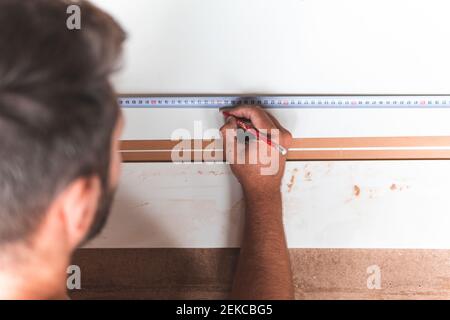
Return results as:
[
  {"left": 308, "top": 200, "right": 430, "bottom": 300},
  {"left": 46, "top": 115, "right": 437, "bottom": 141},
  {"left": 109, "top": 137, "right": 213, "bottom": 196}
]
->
[{"left": 222, "top": 112, "right": 288, "bottom": 155}]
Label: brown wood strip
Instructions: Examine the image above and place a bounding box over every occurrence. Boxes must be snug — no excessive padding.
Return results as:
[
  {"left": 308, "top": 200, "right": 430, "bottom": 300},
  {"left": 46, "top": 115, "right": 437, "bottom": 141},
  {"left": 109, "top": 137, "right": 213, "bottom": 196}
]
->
[
  {"left": 120, "top": 137, "right": 450, "bottom": 162},
  {"left": 121, "top": 150, "right": 450, "bottom": 162},
  {"left": 69, "top": 248, "right": 450, "bottom": 300},
  {"left": 121, "top": 140, "right": 219, "bottom": 151},
  {"left": 287, "top": 149, "right": 450, "bottom": 160},
  {"left": 296, "top": 136, "right": 450, "bottom": 148},
  {"left": 121, "top": 136, "right": 450, "bottom": 150}
]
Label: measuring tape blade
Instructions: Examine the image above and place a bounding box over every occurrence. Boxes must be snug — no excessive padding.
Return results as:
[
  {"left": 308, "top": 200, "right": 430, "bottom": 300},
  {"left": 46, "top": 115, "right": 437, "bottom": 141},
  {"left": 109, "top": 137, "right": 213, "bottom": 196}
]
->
[{"left": 118, "top": 95, "right": 450, "bottom": 109}]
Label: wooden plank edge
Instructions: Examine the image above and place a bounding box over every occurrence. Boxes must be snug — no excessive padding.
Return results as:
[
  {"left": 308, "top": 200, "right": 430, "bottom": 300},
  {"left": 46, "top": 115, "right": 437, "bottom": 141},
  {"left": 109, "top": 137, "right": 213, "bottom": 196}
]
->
[{"left": 120, "top": 137, "right": 450, "bottom": 162}]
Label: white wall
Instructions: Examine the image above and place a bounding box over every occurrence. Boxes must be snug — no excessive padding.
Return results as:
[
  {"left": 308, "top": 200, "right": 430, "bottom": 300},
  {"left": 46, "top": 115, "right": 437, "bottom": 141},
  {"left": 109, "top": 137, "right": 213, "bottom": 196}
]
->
[
  {"left": 93, "top": 0, "right": 450, "bottom": 94},
  {"left": 92, "top": 0, "right": 450, "bottom": 141}
]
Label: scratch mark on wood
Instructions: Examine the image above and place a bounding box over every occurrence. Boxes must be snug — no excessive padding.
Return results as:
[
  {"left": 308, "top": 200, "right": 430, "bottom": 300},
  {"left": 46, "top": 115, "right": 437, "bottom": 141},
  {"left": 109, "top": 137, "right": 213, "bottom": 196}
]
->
[
  {"left": 287, "top": 168, "right": 300, "bottom": 193},
  {"left": 390, "top": 183, "right": 410, "bottom": 191},
  {"left": 304, "top": 171, "right": 312, "bottom": 181},
  {"left": 354, "top": 185, "right": 361, "bottom": 197}
]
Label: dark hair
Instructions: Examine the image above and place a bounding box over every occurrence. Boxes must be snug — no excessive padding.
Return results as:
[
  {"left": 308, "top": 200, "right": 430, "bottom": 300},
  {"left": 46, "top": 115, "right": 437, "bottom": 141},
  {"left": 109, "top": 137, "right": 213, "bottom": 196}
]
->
[{"left": 0, "top": 0, "right": 126, "bottom": 243}]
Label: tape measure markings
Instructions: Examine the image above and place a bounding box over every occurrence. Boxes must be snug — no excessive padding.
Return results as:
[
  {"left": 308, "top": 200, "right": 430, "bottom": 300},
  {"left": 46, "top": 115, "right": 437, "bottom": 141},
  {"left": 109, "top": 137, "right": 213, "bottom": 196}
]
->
[{"left": 119, "top": 95, "right": 450, "bottom": 109}]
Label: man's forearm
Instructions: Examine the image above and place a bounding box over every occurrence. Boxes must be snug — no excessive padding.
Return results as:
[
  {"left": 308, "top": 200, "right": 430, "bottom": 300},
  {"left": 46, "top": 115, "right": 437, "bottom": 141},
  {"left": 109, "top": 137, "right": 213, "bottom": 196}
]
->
[{"left": 231, "top": 190, "right": 295, "bottom": 300}]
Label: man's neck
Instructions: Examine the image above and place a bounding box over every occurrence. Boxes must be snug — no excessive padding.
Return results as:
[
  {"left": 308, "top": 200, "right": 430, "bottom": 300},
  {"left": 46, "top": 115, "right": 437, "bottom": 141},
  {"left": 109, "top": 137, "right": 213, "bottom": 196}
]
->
[{"left": 0, "top": 246, "right": 70, "bottom": 300}]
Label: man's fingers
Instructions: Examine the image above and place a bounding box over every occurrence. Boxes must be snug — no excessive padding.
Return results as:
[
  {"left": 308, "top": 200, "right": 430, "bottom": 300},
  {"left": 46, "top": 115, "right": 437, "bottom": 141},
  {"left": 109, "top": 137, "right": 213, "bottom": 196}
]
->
[
  {"left": 221, "top": 105, "right": 276, "bottom": 130},
  {"left": 220, "top": 116, "right": 238, "bottom": 146},
  {"left": 266, "top": 113, "right": 293, "bottom": 147},
  {"left": 220, "top": 117, "right": 239, "bottom": 163},
  {"left": 220, "top": 105, "right": 293, "bottom": 150},
  {"left": 220, "top": 116, "right": 237, "bottom": 135}
]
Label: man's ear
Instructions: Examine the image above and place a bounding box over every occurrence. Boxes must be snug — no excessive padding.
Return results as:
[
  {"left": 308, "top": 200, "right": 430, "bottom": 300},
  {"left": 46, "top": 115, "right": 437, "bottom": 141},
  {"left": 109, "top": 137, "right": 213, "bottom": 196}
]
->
[{"left": 57, "top": 176, "right": 102, "bottom": 249}]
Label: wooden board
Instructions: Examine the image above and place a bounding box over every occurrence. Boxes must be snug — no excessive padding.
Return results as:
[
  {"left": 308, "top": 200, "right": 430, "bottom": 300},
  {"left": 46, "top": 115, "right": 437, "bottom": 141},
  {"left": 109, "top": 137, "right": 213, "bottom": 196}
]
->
[{"left": 69, "top": 248, "right": 450, "bottom": 300}]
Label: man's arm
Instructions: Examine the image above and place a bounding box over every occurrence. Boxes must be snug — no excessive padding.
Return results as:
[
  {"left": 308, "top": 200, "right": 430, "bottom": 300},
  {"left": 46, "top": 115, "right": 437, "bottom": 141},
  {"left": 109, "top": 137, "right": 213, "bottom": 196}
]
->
[
  {"left": 220, "top": 106, "right": 295, "bottom": 300},
  {"left": 232, "top": 189, "right": 294, "bottom": 300}
]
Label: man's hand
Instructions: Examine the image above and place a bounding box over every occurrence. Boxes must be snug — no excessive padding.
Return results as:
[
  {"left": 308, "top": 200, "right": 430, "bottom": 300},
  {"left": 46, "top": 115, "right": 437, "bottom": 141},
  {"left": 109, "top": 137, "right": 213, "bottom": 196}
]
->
[
  {"left": 219, "top": 105, "right": 293, "bottom": 196},
  {"left": 220, "top": 105, "right": 295, "bottom": 300}
]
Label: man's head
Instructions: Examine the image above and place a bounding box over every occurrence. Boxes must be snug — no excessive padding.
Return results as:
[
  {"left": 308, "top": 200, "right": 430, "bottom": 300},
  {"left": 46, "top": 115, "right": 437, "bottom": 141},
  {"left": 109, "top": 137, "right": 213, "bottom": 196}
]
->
[{"left": 0, "top": 0, "right": 126, "bottom": 253}]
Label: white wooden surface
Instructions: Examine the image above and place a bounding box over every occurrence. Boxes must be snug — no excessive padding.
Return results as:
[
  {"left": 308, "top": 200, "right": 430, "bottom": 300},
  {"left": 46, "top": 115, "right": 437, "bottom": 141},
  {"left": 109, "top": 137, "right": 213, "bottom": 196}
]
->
[
  {"left": 88, "top": 161, "right": 450, "bottom": 248},
  {"left": 86, "top": 0, "right": 450, "bottom": 249}
]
